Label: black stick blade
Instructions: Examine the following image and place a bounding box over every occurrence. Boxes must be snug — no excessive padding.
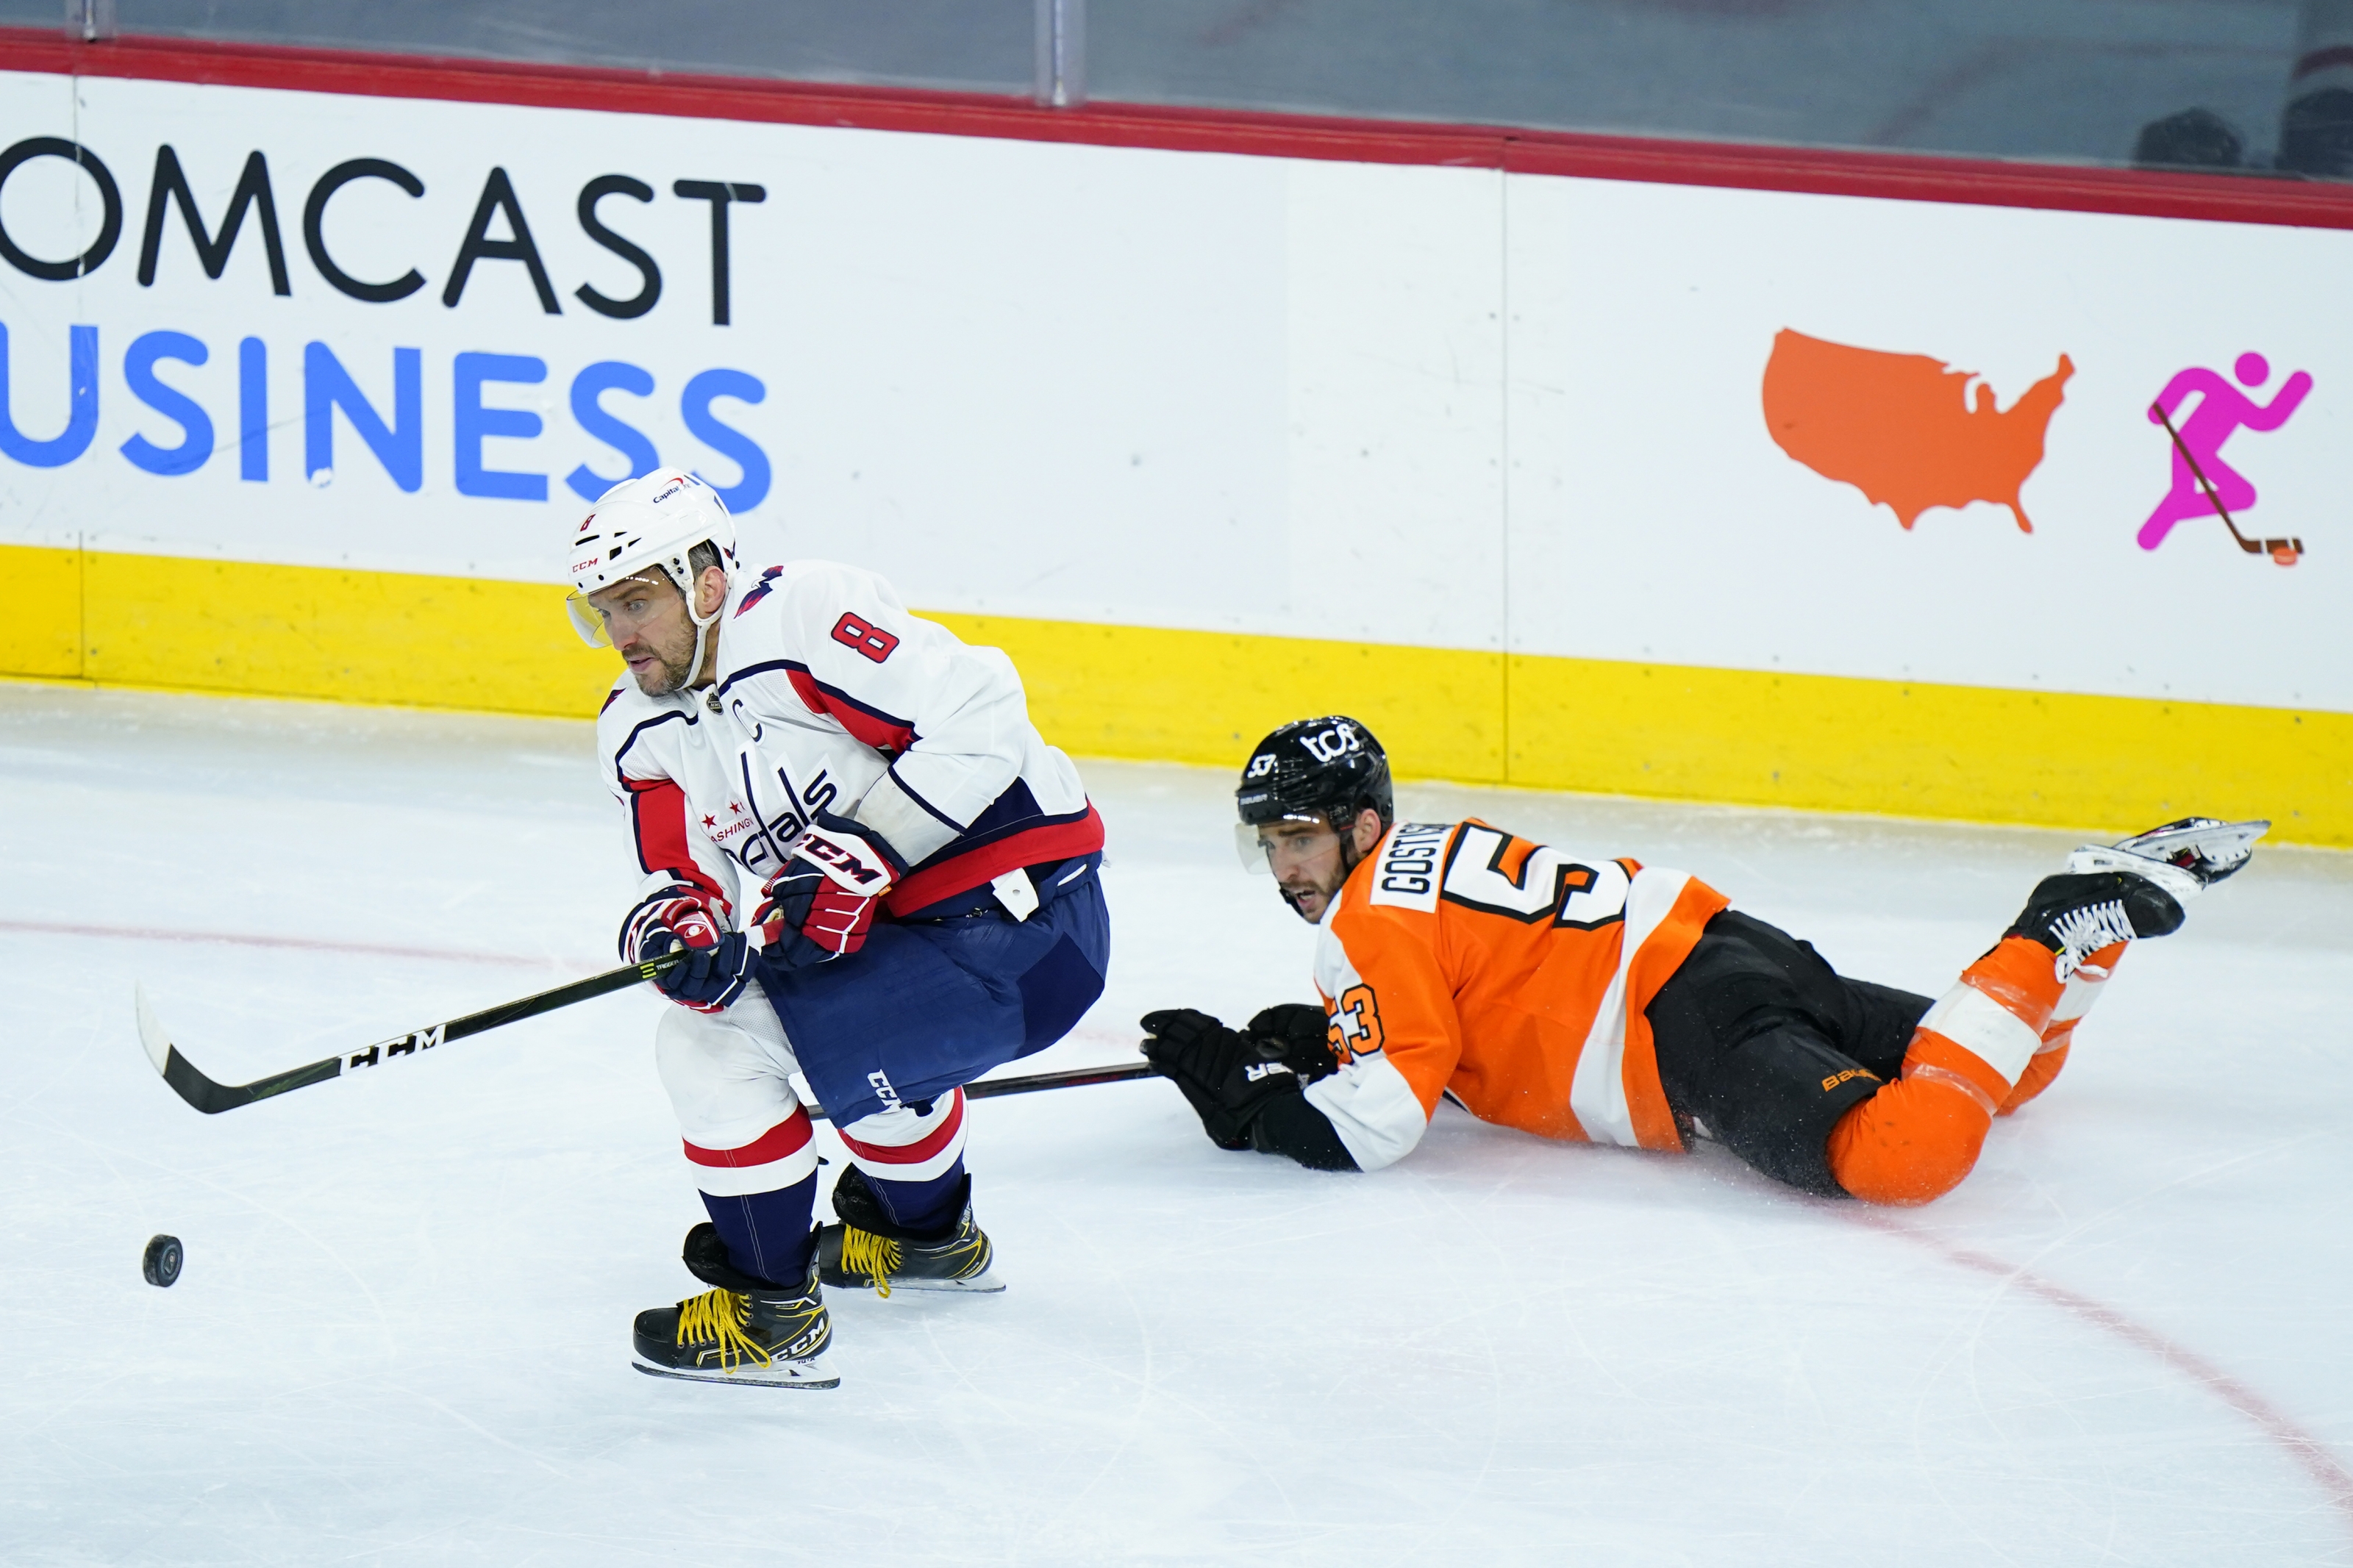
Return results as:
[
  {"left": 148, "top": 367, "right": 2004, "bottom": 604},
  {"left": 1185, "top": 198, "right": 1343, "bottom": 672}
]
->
[
  {"left": 135, "top": 985, "right": 341, "bottom": 1114},
  {"left": 130, "top": 956, "right": 683, "bottom": 1117}
]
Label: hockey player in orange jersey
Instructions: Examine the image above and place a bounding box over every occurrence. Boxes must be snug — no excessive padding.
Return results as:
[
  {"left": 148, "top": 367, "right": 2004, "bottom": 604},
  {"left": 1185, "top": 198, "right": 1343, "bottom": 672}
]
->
[{"left": 1140, "top": 717, "right": 2265, "bottom": 1204}]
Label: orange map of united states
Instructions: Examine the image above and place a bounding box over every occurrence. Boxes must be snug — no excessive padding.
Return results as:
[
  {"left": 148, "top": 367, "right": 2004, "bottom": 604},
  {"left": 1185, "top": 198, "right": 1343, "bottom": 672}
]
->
[{"left": 1761, "top": 329, "right": 2073, "bottom": 532}]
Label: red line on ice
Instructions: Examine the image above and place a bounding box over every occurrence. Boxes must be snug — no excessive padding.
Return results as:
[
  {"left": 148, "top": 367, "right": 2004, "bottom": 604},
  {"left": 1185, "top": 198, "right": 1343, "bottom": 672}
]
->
[
  {"left": 1857, "top": 1212, "right": 2353, "bottom": 1532},
  {"left": 0, "top": 917, "right": 579, "bottom": 970}
]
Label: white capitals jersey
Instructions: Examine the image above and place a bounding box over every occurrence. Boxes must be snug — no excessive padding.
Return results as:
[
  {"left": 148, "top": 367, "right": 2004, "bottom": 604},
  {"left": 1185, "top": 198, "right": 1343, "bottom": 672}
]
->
[{"left": 596, "top": 559, "right": 1103, "bottom": 922}]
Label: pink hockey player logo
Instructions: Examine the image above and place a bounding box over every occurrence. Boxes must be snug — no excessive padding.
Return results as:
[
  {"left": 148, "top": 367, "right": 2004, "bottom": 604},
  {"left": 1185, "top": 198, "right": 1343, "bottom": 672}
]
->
[{"left": 2142, "top": 353, "right": 2312, "bottom": 554}]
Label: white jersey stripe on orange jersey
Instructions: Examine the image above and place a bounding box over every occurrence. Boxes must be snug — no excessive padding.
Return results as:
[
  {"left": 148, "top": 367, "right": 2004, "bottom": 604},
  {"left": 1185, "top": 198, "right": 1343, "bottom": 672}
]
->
[
  {"left": 1568, "top": 870, "right": 1693, "bottom": 1148},
  {"left": 1917, "top": 984, "right": 2042, "bottom": 1086},
  {"left": 1304, "top": 884, "right": 1436, "bottom": 1169},
  {"left": 1305, "top": 1054, "right": 1431, "bottom": 1170},
  {"left": 1310, "top": 887, "right": 1370, "bottom": 1027}
]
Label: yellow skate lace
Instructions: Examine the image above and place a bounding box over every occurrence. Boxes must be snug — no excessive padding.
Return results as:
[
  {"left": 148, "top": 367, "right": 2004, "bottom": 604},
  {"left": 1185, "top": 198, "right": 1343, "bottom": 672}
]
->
[
  {"left": 675, "top": 1287, "right": 771, "bottom": 1370},
  {"left": 838, "top": 1227, "right": 903, "bottom": 1299}
]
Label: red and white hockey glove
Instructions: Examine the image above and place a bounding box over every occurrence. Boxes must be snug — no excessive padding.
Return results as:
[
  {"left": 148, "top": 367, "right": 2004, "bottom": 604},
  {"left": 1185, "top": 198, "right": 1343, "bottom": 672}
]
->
[
  {"left": 754, "top": 812, "right": 907, "bottom": 970},
  {"left": 620, "top": 884, "right": 751, "bottom": 1014}
]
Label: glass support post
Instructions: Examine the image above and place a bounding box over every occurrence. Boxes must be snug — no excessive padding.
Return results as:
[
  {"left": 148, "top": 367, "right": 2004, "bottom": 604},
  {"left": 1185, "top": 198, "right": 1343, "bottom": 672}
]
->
[
  {"left": 65, "top": 0, "right": 116, "bottom": 42},
  {"left": 1035, "top": 0, "right": 1086, "bottom": 108}
]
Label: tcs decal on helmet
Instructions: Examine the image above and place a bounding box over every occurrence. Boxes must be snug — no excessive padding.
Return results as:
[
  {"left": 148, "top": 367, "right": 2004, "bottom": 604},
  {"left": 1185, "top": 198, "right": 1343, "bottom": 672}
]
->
[{"left": 1233, "top": 716, "right": 1394, "bottom": 873}]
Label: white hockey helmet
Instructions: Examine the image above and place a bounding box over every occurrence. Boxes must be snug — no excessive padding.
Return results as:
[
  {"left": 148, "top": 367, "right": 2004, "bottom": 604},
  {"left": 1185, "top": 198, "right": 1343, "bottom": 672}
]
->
[{"left": 563, "top": 469, "right": 738, "bottom": 669}]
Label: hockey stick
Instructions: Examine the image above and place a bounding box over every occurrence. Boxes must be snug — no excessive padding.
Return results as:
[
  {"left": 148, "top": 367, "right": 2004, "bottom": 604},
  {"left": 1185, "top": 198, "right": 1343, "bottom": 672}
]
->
[
  {"left": 2150, "top": 400, "right": 2304, "bottom": 565},
  {"left": 135, "top": 951, "right": 688, "bottom": 1114},
  {"left": 949, "top": 1061, "right": 1160, "bottom": 1111},
  {"left": 136, "top": 951, "right": 1162, "bottom": 1117}
]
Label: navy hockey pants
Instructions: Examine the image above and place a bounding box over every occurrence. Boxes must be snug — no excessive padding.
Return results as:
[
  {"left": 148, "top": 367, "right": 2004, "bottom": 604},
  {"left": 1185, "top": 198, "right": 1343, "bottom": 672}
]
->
[{"left": 759, "top": 856, "right": 1111, "bottom": 1125}]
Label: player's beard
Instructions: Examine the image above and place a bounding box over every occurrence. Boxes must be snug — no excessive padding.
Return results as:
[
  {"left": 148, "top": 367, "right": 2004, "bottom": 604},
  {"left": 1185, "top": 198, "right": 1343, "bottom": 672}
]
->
[
  {"left": 1277, "top": 817, "right": 1365, "bottom": 924},
  {"left": 624, "top": 621, "right": 700, "bottom": 696},
  {"left": 1279, "top": 867, "right": 1340, "bottom": 924}
]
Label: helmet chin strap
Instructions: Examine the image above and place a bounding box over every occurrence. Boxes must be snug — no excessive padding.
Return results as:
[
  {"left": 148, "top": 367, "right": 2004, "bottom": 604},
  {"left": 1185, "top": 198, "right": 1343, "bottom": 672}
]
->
[
  {"left": 658, "top": 553, "right": 726, "bottom": 693},
  {"left": 685, "top": 598, "right": 720, "bottom": 692}
]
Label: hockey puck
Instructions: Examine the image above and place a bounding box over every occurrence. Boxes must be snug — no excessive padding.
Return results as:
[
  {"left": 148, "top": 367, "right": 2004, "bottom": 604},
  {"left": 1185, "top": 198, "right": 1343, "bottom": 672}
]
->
[{"left": 142, "top": 1234, "right": 183, "bottom": 1289}]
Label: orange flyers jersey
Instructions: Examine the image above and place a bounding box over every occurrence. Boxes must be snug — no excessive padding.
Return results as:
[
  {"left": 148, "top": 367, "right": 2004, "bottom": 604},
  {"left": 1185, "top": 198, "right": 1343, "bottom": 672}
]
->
[{"left": 1302, "top": 820, "right": 1729, "bottom": 1171}]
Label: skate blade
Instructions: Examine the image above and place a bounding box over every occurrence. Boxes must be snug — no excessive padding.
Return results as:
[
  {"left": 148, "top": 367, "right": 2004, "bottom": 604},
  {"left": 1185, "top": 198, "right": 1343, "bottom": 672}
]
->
[
  {"left": 2063, "top": 846, "right": 2205, "bottom": 901},
  {"left": 824, "top": 1272, "right": 1007, "bottom": 1295},
  {"left": 2113, "top": 817, "right": 2269, "bottom": 864},
  {"left": 2064, "top": 817, "right": 2268, "bottom": 895},
  {"left": 632, "top": 1358, "right": 840, "bottom": 1389},
  {"left": 889, "top": 1273, "right": 1005, "bottom": 1294}
]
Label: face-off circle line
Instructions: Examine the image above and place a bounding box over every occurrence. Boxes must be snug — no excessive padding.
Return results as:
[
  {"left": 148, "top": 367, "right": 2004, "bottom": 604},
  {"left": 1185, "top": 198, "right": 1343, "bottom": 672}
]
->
[{"left": 1853, "top": 1211, "right": 2353, "bottom": 1538}]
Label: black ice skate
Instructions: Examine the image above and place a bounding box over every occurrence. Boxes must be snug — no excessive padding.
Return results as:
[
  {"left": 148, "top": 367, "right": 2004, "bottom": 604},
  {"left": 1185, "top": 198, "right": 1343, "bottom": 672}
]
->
[
  {"left": 817, "top": 1167, "right": 1002, "bottom": 1297},
  {"left": 2067, "top": 816, "right": 2269, "bottom": 890},
  {"left": 2007, "top": 872, "right": 2186, "bottom": 982},
  {"left": 632, "top": 1222, "right": 837, "bottom": 1389}
]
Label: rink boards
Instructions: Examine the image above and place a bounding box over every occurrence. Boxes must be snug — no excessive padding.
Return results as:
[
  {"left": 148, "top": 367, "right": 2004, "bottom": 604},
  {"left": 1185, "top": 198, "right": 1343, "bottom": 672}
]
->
[{"left": 0, "top": 43, "right": 2347, "bottom": 842}]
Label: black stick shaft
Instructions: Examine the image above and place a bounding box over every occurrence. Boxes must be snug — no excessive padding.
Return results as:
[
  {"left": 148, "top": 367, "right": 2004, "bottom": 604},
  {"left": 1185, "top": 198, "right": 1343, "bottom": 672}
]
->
[
  {"left": 968, "top": 1061, "right": 1159, "bottom": 1100},
  {"left": 804, "top": 1060, "right": 1160, "bottom": 1120},
  {"left": 424, "top": 955, "right": 682, "bottom": 1050},
  {"left": 146, "top": 951, "right": 685, "bottom": 1114},
  {"left": 145, "top": 949, "right": 1162, "bottom": 1121}
]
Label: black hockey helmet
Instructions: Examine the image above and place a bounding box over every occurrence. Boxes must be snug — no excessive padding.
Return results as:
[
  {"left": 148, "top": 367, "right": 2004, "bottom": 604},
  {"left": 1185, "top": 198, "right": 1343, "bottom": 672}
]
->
[{"left": 1235, "top": 716, "right": 1393, "bottom": 870}]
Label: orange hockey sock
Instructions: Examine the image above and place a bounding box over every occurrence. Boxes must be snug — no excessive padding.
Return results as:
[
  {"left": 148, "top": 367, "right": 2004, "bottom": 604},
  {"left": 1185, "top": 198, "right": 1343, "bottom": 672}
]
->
[
  {"left": 1998, "top": 940, "right": 2126, "bottom": 1114},
  {"left": 1954, "top": 934, "right": 2068, "bottom": 1037},
  {"left": 1827, "top": 935, "right": 2071, "bottom": 1204},
  {"left": 1827, "top": 1059, "right": 1994, "bottom": 1206},
  {"left": 1996, "top": 1043, "right": 2069, "bottom": 1114}
]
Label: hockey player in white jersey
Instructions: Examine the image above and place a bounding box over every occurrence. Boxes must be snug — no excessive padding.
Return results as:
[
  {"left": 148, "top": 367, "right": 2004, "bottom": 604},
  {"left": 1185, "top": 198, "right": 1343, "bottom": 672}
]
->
[{"left": 565, "top": 470, "right": 1109, "bottom": 1388}]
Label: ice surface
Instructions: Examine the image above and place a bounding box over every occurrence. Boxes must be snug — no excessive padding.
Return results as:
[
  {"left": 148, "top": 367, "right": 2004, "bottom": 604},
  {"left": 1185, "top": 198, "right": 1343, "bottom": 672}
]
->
[{"left": 3, "top": 683, "right": 2350, "bottom": 1566}]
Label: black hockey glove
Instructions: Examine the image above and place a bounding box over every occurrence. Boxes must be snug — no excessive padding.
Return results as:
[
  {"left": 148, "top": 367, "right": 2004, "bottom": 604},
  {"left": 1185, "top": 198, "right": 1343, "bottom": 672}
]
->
[
  {"left": 1139, "top": 1008, "right": 1305, "bottom": 1151},
  {"left": 1246, "top": 1003, "right": 1341, "bottom": 1083}
]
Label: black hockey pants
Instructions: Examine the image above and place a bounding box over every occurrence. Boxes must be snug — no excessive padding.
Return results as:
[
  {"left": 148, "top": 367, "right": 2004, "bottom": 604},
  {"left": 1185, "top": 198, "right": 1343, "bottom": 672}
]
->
[{"left": 1646, "top": 910, "right": 1932, "bottom": 1199}]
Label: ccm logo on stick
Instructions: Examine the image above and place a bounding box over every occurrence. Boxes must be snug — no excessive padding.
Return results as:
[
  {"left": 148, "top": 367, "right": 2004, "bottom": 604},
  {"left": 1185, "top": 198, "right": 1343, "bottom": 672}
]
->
[{"left": 348, "top": 1024, "right": 446, "bottom": 1069}]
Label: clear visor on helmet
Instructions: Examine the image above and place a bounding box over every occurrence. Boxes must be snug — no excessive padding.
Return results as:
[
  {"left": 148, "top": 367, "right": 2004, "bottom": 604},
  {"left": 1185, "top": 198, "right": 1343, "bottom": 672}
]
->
[
  {"left": 564, "top": 590, "right": 612, "bottom": 648},
  {"left": 1234, "top": 814, "right": 1340, "bottom": 874},
  {"left": 563, "top": 571, "right": 680, "bottom": 651}
]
